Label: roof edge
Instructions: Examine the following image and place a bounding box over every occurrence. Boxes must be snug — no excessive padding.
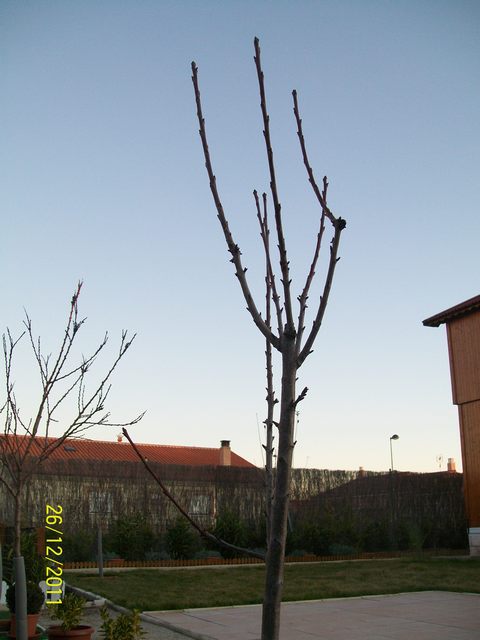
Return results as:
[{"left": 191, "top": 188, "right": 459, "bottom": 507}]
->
[{"left": 423, "top": 294, "right": 480, "bottom": 327}]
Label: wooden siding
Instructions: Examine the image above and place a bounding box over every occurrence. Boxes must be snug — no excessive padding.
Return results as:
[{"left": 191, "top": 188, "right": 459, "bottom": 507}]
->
[
  {"left": 458, "top": 400, "right": 480, "bottom": 527},
  {"left": 447, "top": 313, "right": 480, "bottom": 405}
]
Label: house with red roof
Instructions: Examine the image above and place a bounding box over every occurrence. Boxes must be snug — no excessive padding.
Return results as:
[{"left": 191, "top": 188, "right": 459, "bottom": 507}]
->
[
  {"left": 0, "top": 435, "right": 261, "bottom": 534},
  {"left": 5, "top": 434, "right": 255, "bottom": 468}
]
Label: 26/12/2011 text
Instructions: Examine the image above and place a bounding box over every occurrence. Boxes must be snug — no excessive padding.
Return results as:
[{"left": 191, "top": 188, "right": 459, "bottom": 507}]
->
[{"left": 45, "top": 504, "right": 64, "bottom": 605}]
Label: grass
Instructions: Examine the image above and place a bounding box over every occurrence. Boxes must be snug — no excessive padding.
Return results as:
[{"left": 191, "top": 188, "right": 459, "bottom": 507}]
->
[{"left": 67, "top": 556, "right": 480, "bottom": 611}]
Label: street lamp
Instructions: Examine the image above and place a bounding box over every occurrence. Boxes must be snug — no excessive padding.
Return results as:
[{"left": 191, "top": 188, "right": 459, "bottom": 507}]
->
[{"left": 390, "top": 434, "right": 399, "bottom": 471}]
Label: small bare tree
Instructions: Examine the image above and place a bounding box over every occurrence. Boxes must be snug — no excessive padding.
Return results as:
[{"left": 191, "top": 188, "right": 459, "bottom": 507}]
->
[
  {"left": 192, "top": 38, "right": 346, "bottom": 640},
  {"left": 0, "top": 282, "right": 143, "bottom": 640}
]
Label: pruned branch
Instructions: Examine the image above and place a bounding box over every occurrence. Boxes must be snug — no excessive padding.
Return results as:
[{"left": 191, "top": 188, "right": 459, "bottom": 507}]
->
[
  {"left": 296, "top": 179, "right": 327, "bottom": 357},
  {"left": 297, "top": 224, "right": 344, "bottom": 367},
  {"left": 293, "top": 90, "right": 338, "bottom": 226},
  {"left": 123, "top": 428, "right": 265, "bottom": 561},
  {"left": 292, "top": 90, "right": 346, "bottom": 367},
  {"left": 254, "top": 37, "right": 295, "bottom": 336},
  {"left": 191, "top": 61, "right": 280, "bottom": 352},
  {"left": 254, "top": 191, "right": 284, "bottom": 338},
  {"left": 255, "top": 192, "right": 278, "bottom": 544},
  {"left": 293, "top": 386, "right": 308, "bottom": 408}
]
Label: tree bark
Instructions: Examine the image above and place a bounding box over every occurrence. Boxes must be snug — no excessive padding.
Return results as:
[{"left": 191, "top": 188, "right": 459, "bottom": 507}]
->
[
  {"left": 261, "top": 335, "right": 297, "bottom": 640},
  {"left": 14, "top": 483, "right": 23, "bottom": 557},
  {"left": 13, "top": 483, "right": 28, "bottom": 640}
]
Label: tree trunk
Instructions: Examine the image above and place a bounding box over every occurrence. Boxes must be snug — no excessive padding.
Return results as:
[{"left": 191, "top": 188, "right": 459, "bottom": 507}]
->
[
  {"left": 261, "top": 336, "right": 297, "bottom": 640},
  {"left": 14, "top": 557, "right": 28, "bottom": 640},
  {"left": 14, "top": 485, "right": 28, "bottom": 640},
  {"left": 14, "top": 486, "right": 22, "bottom": 557}
]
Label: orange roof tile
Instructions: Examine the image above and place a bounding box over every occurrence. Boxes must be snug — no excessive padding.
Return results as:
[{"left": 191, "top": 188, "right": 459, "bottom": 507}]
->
[{"left": 1, "top": 435, "right": 255, "bottom": 468}]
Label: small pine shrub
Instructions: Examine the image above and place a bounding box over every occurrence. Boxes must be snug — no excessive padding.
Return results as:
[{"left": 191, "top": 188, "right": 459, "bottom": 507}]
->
[
  {"left": 212, "top": 511, "right": 247, "bottom": 559},
  {"left": 360, "top": 519, "right": 391, "bottom": 552},
  {"left": 164, "top": 519, "right": 200, "bottom": 560},
  {"left": 291, "top": 520, "right": 333, "bottom": 556},
  {"left": 107, "top": 513, "right": 155, "bottom": 560},
  {"left": 63, "top": 531, "right": 96, "bottom": 562}
]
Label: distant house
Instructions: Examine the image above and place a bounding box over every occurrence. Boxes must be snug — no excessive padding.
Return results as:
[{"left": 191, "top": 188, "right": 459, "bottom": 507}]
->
[
  {"left": 424, "top": 294, "right": 480, "bottom": 555},
  {"left": 0, "top": 435, "right": 261, "bottom": 533}
]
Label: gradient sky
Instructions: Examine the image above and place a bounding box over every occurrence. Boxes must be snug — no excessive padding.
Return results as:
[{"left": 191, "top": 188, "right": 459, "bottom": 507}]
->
[{"left": 2, "top": 1, "right": 479, "bottom": 472}]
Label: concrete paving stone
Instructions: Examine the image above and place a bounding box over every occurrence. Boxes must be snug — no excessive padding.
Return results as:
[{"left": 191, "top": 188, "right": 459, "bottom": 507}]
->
[{"left": 149, "top": 591, "right": 480, "bottom": 639}]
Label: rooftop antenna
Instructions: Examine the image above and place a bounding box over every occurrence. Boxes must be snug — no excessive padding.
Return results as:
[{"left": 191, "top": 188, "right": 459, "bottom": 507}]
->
[{"left": 436, "top": 454, "right": 444, "bottom": 470}]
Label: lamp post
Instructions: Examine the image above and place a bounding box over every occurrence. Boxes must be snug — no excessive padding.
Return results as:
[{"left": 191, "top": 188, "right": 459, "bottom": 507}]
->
[{"left": 390, "top": 434, "right": 399, "bottom": 471}]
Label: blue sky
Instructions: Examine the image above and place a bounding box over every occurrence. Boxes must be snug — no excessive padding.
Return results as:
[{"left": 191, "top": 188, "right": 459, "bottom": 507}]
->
[{"left": 2, "top": 1, "right": 479, "bottom": 472}]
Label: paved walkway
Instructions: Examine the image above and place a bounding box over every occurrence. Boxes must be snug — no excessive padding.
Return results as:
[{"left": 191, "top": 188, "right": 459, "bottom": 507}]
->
[
  {"left": 37, "top": 591, "right": 480, "bottom": 639},
  {"left": 148, "top": 591, "right": 480, "bottom": 640}
]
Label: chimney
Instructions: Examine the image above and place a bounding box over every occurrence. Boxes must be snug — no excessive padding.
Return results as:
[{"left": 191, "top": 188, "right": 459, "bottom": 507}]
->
[
  {"left": 117, "top": 433, "right": 123, "bottom": 443},
  {"left": 447, "top": 457, "right": 456, "bottom": 473},
  {"left": 358, "top": 466, "right": 365, "bottom": 478},
  {"left": 220, "top": 440, "right": 231, "bottom": 466}
]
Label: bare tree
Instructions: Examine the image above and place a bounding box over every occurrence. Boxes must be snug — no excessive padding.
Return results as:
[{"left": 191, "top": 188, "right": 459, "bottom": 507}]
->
[
  {"left": 0, "top": 282, "right": 143, "bottom": 640},
  {"left": 192, "top": 38, "right": 346, "bottom": 640}
]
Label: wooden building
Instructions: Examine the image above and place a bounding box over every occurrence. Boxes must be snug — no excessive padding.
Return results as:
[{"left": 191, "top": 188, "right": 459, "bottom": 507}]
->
[{"left": 424, "top": 294, "right": 480, "bottom": 555}]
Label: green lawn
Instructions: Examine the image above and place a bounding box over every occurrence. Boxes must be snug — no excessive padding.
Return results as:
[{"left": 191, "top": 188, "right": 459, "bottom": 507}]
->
[{"left": 67, "top": 557, "right": 480, "bottom": 611}]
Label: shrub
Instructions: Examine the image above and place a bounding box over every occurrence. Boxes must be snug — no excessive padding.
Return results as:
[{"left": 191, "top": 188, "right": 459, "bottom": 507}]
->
[
  {"left": 243, "top": 519, "right": 267, "bottom": 551},
  {"left": 100, "top": 605, "right": 145, "bottom": 640},
  {"left": 422, "top": 518, "right": 468, "bottom": 550},
  {"left": 50, "top": 592, "right": 85, "bottom": 630},
  {"left": 211, "top": 511, "right": 247, "bottom": 558},
  {"left": 164, "top": 519, "right": 200, "bottom": 560},
  {"left": 2, "top": 531, "right": 46, "bottom": 585},
  {"left": 107, "top": 513, "right": 155, "bottom": 561},
  {"left": 291, "top": 520, "right": 333, "bottom": 556},
  {"left": 6, "top": 581, "right": 45, "bottom": 614},
  {"left": 62, "top": 530, "right": 96, "bottom": 562},
  {"left": 360, "top": 519, "right": 391, "bottom": 552},
  {"left": 395, "top": 520, "right": 425, "bottom": 551}
]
